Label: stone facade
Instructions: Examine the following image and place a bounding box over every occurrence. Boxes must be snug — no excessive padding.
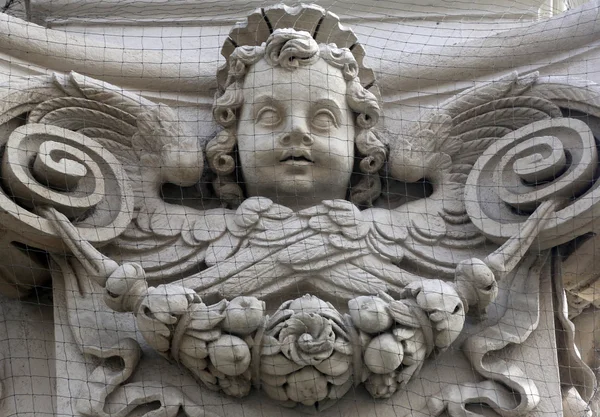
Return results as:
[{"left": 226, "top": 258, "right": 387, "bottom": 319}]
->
[{"left": 0, "top": 2, "right": 600, "bottom": 416}]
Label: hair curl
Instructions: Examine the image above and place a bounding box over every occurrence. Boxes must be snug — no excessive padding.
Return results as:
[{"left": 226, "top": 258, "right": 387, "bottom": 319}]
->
[{"left": 207, "top": 29, "right": 386, "bottom": 207}]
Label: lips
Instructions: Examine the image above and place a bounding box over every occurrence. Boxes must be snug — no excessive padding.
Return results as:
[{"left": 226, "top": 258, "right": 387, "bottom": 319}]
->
[{"left": 280, "top": 149, "right": 314, "bottom": 165}]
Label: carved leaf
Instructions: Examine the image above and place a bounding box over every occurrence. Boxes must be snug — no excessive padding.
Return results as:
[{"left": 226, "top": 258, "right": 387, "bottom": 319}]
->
[
  {"left": 527, "top": 76, "right": 600, "bottom": 113},
  {"left": 187, "top": 301, "right": 227, "bottom": 330},
  {"left": 28, "top": 96, "right": 137, "bottom": 126},
  {"left": 150, "top": 205, "right": 192, "bottom": 238},
  {"left": 388, "top": 300, "right": 421, "bottom": 328},
  {"left": 367, "top": 232, "right": 404, "bottom": 263},
  {"left": 454, "top": 126, "right": 512, "bottom": 143},
  {"left": 442, "top": 71, "right": 529, "bottom": 117},
  {"left": 451, "top": 107, "right": 551, "bottom": 137},
  {"left": 136, "top": 311, "right": 172, "bottom": 353},
  {"left": 205, "top": 233, "right": 243, "bottom": 267},
  {"left": 451, "top": 96, "right": 560, "bottom": 127},
  {"left": 193, "top": 210, "right": 229, "bottom": 243}
]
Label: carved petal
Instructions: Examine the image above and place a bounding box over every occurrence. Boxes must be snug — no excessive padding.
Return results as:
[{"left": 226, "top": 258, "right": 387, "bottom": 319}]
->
[
  {"left": 279, "top": 317, "right": 309, "bottom": 340},
  {"left": 333, "top": 339, "right": 353, "bottom": 356},
  {"left": 261, "top": 335, "right": 282, "bottom": 356},
  {"left": 314, "top": 351, "right": 351, "bottom": 376},
  {"left": 260, "top": 353, "right": 303, "bottom": 376},
  {"left": 262, "top": 382, "right": 289, "bottom": 402}
]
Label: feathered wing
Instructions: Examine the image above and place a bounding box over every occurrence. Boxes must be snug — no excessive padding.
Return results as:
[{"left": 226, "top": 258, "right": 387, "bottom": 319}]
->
[
  {"left": 173, "top": 198, "right": 425, "bottom": 301},
  {"left": 371, "top": 71, "right": 566, "bottom": 278},
  {"left": 0, "top": 72, "right": 228, "bottom": 282}
]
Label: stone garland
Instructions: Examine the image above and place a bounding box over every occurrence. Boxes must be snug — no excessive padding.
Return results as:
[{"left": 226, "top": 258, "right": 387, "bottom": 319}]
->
[{"left": 102, "top": 266, "right": 472, "bottom": 407}]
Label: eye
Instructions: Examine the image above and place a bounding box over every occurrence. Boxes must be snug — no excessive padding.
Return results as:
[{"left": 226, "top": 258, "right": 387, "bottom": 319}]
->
[
  {"left": 256, "top": 106, "right": 281, "bottom": 127},
  {"left": 312, "top": 109, "right": 338, "bottom": 131}
]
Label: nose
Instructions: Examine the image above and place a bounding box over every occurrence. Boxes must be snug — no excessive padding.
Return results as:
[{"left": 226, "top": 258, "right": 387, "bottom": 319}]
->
[{"left": 279, "top": 115, "right": 314, "bottom": 146}]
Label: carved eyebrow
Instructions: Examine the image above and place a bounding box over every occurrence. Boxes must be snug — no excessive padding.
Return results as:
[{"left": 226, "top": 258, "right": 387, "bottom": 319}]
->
[
  {"left": 252, "top": 95, "right": 280, "bottom": 116},
  {"left": 312, "top": 98, "right": 343, "bottom": 121},
  {"left": 313, "top": 98, "right": 341, "bottom": 110}
]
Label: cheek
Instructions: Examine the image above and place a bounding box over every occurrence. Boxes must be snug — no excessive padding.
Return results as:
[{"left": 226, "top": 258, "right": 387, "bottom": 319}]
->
[
  {"left": 315, "top": 133, "right": 355, "bottom": 167},
  {"left": 237, "top": 132, "right": 279, "bottom": 169},
  {"left": 236, "top": 134, "right": 253, "bottom": 168}
]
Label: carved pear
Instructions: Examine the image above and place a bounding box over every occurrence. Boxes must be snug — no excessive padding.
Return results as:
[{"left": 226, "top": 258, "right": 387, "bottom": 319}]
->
[{"left": 208, "top": 334, "right": 251, "bottom": 376}]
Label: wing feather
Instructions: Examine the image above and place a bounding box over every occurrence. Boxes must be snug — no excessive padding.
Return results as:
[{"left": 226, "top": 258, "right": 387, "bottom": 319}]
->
[
  {"left": 381, "top": 71, "right": 570, "bottom": 276},
  {"left": 0, "top": 72, "right": 224, "bottom": 284}
]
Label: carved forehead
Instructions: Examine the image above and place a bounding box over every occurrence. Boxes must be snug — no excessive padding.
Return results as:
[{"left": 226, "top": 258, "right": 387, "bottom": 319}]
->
[{"left": 241, "top": 58, "right": 349, "bottom": 99}]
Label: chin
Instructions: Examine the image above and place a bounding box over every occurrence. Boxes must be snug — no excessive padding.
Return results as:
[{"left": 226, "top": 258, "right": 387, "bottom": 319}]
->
[
  {"left": 244, "top": 169, "right": 351, "bottom": 207},
  {"left": 278, "top": 180, "right": 348, "bottom": 204},
  {"left": 274, "top": 180, "right": 318, "bottom": 200}
]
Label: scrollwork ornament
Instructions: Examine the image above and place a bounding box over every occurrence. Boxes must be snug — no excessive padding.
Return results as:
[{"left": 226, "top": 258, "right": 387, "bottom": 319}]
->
[
  {"left": 0, "top": 123, "right": 134, "bottom": 250},
  {"left": 465, "top": 117, "right": 599, "bottom": 249}
]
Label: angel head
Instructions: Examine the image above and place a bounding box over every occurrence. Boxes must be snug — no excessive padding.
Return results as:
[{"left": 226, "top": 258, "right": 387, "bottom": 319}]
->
[{"left": 206, "top": 29, "right": 386, "bottom": 210}]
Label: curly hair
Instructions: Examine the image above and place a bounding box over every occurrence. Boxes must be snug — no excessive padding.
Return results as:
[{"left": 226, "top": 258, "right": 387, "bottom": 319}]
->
[{"left": 206, "top": 29, "right": 386, "bottom": 207}]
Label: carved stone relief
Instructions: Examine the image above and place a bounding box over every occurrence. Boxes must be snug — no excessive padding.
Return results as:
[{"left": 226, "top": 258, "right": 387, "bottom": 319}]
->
[{"left": 0, "top": 3, "right": 599, "bottom": 416}]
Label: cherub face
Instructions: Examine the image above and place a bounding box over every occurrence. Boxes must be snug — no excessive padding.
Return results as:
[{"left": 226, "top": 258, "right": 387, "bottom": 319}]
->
[{"left": 237, "top": 58, "right": 355, "bottom": 210}]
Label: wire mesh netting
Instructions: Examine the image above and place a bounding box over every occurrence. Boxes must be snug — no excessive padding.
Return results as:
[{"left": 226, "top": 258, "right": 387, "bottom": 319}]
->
[{"left": 0, "top": 1, "right": 599, "bottom": 416}]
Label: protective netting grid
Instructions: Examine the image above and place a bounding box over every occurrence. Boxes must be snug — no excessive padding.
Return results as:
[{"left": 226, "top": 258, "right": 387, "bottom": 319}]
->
[{"left": 0, "top": 1, "right": 599, "bottom": 416}]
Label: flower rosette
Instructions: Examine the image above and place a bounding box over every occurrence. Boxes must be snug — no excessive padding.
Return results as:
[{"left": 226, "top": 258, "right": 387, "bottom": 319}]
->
[{"left": 259, "top": 295, "right": 353, "bottom": 408}]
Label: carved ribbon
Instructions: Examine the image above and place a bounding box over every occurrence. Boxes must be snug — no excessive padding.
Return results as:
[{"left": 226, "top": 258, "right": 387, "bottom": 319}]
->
[{"left": 415, "top": 254, "right": 547, "bottom": 417}]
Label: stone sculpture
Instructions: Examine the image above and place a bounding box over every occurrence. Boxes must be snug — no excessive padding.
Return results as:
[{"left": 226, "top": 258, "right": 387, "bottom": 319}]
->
[{"left": 0, "top": 3, "right": 599, "bottom": 416}]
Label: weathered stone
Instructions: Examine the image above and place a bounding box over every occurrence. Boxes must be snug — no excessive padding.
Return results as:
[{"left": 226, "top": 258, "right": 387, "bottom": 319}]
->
[{"left": 0, "top": 2, "right": 599, "bottom": 416}]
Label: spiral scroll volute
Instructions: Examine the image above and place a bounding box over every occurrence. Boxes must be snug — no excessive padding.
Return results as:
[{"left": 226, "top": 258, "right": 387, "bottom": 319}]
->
[
  {"left": 0, "top": 123, "right": 134, "bottom": 251},
  {"left": 466, "top": 117, "right": 600, "bottom": 249}
]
